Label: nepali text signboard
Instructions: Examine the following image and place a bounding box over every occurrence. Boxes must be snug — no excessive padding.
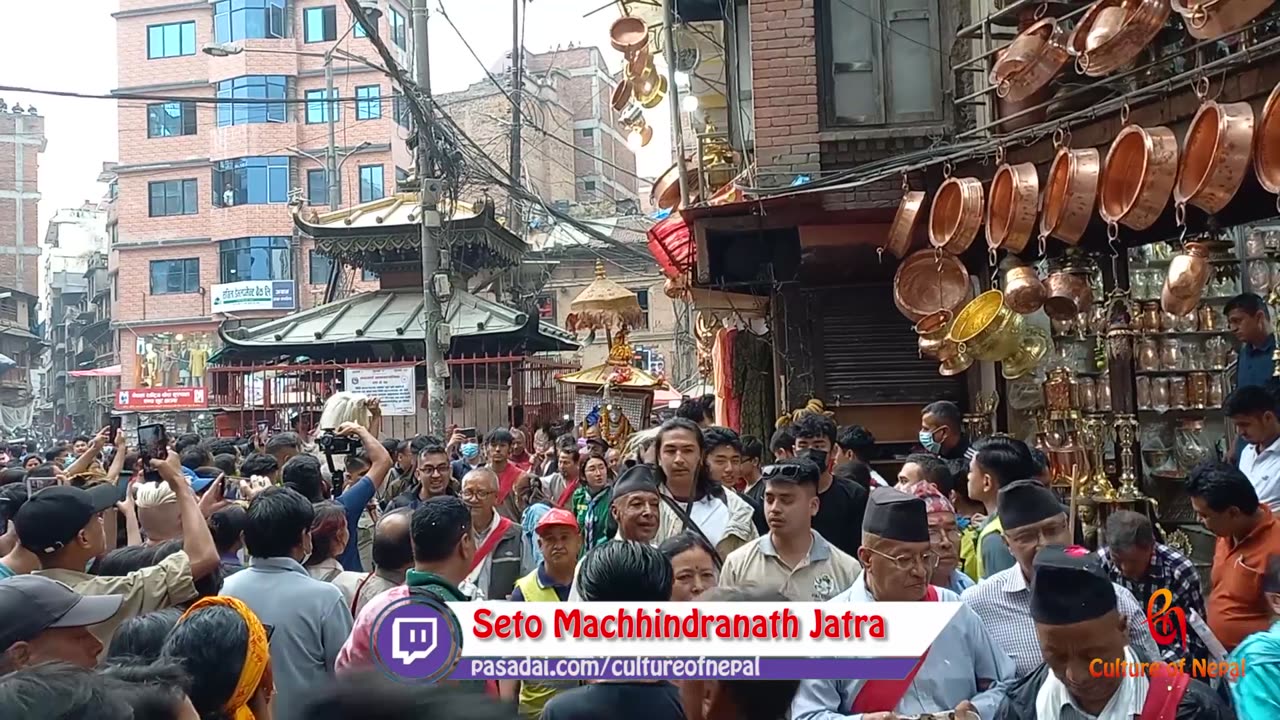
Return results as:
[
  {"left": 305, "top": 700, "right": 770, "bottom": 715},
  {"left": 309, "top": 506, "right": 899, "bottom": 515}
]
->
[
  {"left": 344, "top": 365, "right": 416, "bottom": 416},
  {"left": 210, "top": 280, "right": 297, "bottom": 313},
  {"left": 116, "top": 388, "right": 208, "bottom": 411}
]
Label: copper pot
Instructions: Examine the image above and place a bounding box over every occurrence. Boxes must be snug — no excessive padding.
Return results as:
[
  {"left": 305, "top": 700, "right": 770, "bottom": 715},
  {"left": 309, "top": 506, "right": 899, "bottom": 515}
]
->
[
  {"left": 1172, "top": 0, "right": 1275, "bottom": 40},
  {"left": 1256, "top": 81, "right": 1280, "bottom": 195},
  {"left": 1100, "top": 124, "right": 1180, "bottom": 231},
  {"left": 886, "top": 190, "right": 926, "bottom": 259},
  {"left": 650, "top": 159, "right": 698, "bottom": 210},
  {"left": 1041, "top": 146, "right": 1101, "bottom": 245},
  {"left": 609, "top": 16, "right": 649, "bottom": 54},
  {"left": 1086, "top": 6, "right": 1127, "bottom": 50},
  {"left": 893, "top": 250, "right": 972, "bottom": 322},
  {"left": 1043, "top": 269, "right": 1095, "bottom": 320},
  {"left": 916, "top": 310, "right": 974, "bottom": 376},
  {"left": 988, "top": 162, "right": 1040, "bottom": 254},
  {"left": 1070, "top": 0, "right": 1171, "bottom": 77},
  {"left": 992, "top": 19, "right": 1071, "bottom": 103},
  {"left": 1175, "top": 100, "right": 1256, "bottom": 214},
  {"left": 1161, "top": 242, "right": 1213, "bottom": 315},
  {"left": 611, "top": 78, "right": 632, "bottom": 112},
  {"left": 929, "top": 177, "right": 985, "bottom": 254},
  {"left": 997, "top": 85, "right": 1051, "bottom": 133},
  {"left": 1004, "top": 264, "right": 1047, "bottom": 314}
]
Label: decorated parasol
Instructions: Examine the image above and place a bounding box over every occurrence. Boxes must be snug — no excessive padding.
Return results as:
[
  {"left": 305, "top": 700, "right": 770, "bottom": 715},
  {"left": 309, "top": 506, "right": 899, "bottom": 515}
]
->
[{"left": 566, "top": 261, "right": 645, "bottom": 335}]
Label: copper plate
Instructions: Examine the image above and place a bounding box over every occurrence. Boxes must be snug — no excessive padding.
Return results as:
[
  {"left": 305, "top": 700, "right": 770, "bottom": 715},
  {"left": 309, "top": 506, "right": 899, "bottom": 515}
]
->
[
  {"left": 1256, "top": 81, "right": 1280, "bottom": 194},
  {"left": 893, "top": 249, "right": 972, "bottom": 322},
  {"left": 650, "top": 160, "right": 697, "bottom": 211}
]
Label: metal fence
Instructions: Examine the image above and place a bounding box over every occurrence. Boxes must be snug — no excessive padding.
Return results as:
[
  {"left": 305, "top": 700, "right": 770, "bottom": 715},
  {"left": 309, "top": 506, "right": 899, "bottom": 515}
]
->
[{"left": 206, "top": 353, "right": 579, "bottom": 440}]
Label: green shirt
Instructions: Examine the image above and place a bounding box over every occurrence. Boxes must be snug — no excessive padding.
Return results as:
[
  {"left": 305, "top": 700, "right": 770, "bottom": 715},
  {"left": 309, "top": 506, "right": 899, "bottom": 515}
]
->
[
  {"left": 571, "top": 485, "right": 613, "bottom": 555},
  {"left": 405, "top": 569, "right": 468, "bottom": 602}
]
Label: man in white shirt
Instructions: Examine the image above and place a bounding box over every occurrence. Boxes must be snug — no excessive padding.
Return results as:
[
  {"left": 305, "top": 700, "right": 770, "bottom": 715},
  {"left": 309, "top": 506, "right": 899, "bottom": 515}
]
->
[{"left": 1226, "top": 384, "right": 1280, "bottom": 511}]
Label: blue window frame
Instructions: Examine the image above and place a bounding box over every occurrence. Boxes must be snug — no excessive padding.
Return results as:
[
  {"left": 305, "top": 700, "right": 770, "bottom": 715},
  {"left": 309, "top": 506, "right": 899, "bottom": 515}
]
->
[
  {"left": 213, "top": 0, "right": 285, "bottom": 43},
  {"left": 305, "top": 89, "right": 339, "bottom": 124},
  {"left": 147, "top": 102, "right": 197, "bottom": 138},
  {"left": 212, "top": 157, "right": 291, "bottom": 207},
  {"left": 148, "top": 179, "right": 199, "bottom": 217},
  {"left": 219, "top": 237, "right": 293, "bottom": 283},
  {"left": 147, "top": 22, "right": 196, "bottom": 59},
  {"left": 150, "top": 259, "right": 200, "bottom": 295},
  {"left": 388, "top": 7, "right": 407, "bottom": 49},
  {"left": 216, "top": 76, "right": 288, "bottom": 126},
  {"left": 359, "top": 165, "right": 384, "bottom": 203},
  {"left": 304, "top": 6, "right": 337, "bottom": 42},
  {"left": 355, "top": 85, "right": 381, "bottom": 120},
  {"left": 309, "top": 251, "right": 335, "bottom": 284},
  {"left": 306, "top": 169, "right": 327, "bottom": 205}
]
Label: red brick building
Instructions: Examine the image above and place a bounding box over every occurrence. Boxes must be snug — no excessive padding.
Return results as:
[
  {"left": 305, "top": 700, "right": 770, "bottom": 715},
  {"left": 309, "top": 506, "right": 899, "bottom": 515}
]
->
[
  {"left": 111, "top": 0, "right": 411, "bottom": 400},
  {"left": 0, "top": 104, "right": 46, "bottom": 295}
]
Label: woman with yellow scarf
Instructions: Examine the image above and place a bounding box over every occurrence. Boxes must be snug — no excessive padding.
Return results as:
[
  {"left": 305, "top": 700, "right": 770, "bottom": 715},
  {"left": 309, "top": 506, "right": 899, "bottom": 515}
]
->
[{"left": 161, "top": 596, "right": 275, "bottom": 720}]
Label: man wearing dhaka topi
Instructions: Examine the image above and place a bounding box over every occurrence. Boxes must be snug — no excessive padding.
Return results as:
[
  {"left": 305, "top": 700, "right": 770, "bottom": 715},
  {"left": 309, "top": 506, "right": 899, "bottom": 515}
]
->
[{"left": 791, "top": 487, "right": 1015, "bottom": 720}]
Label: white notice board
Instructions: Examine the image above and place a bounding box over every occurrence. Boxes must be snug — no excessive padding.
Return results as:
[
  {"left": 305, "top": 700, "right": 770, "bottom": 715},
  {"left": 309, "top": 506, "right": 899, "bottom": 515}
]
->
[{"left": 344, "top": 365, "right": 417, "bottom": 416}]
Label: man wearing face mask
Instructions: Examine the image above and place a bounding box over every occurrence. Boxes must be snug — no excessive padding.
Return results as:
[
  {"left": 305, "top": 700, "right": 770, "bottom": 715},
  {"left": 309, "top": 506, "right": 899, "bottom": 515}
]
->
[
  {"left": 919, "top": 401, "right": 972, "bottom": 495},
  {"left": 791, "top": 412, "right": 867, "bottom": 557}
]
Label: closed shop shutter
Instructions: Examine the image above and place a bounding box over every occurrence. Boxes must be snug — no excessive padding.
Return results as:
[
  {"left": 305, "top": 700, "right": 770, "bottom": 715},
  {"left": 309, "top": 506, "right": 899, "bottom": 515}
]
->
[{"left": 815, "top": 284, "right": 966, "bottom": 405}]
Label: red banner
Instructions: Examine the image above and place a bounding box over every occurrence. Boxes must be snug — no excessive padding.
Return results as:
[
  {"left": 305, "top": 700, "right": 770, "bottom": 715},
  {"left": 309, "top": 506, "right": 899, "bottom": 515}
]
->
[{"left": 115, "top": 388, "right": 208, "bottom": 411}]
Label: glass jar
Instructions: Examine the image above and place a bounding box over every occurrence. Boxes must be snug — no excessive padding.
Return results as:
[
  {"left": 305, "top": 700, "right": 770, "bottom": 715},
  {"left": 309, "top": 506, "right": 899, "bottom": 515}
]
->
[
  {"left": 1097, "top": 372, "right": 1112, "bottom": 411},
  {"left": 1151, "top": 377, "right": 1171, "bottom": 414},
  {"left": 1140, "top": 301, "right": 1162, "bottom": 334},
  {"left": 1247, "top": 229, "right": 1268, "bottom": 257},
  {"left": 1137, "top": 337, "right": 1160, "bottom": 371},
  {"left": 1188, "top": 371, "right": 1209, "bottom": 409},
  {"left": 1182, "top": 339, "right": 1204, "bottom": 370},
  {"left": 1169, "top": 375, "right": 1188, "bottom": 410},
  {"left": 1175, "top": 420, "right": 1213, "bottom": 472},
  {"left": 1159, "top": 338, "right": 1183, "bottom": 370},
  {"left": 1249, "top": 259, "right": 1272, "bottom": 293},
  {"left": 1208, "top": 373, "right": 1225, "bottom": 407},
  {"left": 1205, "top": 335, "right": 1230, "bottom": 369},
  {"left": 1136, "top": 376, "right": 1152, "bottom": 409},
  {"left": 1174, "top": 312, "right": 1198, "bottom": 333},
  {"left": 1079, "top": 377, "right": 1096, "bottom": 412},
  {"left": 1161, "top": 310, "right": 1179, "bottom": 333}
]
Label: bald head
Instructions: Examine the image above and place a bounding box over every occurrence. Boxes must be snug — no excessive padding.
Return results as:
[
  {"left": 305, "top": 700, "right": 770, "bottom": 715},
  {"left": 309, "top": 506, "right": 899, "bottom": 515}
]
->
[{"left": 372, "top": 508, "right": 413, "bottom": 572}]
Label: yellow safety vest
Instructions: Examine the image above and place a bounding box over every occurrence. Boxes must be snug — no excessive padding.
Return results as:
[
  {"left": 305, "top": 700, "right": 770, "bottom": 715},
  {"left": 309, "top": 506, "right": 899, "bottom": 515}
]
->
[
  {"left": 513, "top": 570, "right": 575, "bottom": 719},
  {"left": 975, "top": 515, "right": 1004, "bottom": 580}
]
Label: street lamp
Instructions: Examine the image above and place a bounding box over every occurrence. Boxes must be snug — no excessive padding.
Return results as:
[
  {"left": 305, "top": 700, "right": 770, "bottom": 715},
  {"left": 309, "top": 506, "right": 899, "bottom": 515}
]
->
[{"left": 288, "top": 141, "right": 373, "bottom": 205}]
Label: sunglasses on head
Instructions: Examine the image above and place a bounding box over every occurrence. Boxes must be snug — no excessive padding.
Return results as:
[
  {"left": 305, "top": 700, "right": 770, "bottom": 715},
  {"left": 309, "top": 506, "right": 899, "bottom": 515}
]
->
[{"left": 762, "top": 464, "right": 803, "bottom": 479}]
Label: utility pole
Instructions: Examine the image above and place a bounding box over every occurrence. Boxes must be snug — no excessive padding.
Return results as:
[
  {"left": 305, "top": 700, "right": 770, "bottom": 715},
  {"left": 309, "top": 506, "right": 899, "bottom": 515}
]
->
[
  {"left": 324, "top": 58, "right": 340, "bottom": 209},
  {"left": 413, "top": 0, "right": 447, "bottom": 438},
  {"left": 661, "top": 0, "right": 691, "bottom": 206},
  {"left": 506, "top": 0, "right": 524, "bottom": 230}
]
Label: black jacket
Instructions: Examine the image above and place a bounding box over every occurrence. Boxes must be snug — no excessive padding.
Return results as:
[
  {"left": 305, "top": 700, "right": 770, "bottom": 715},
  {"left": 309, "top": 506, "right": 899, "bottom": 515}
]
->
[{"left": 995, "top": 662, "right": 1235, "bottom": 720}]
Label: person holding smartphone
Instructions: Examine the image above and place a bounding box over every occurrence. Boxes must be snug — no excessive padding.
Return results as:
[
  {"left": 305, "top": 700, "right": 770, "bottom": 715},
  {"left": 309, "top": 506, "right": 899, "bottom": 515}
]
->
[{"left": 327, "top": 422, "right": 392, "bottom": 571}]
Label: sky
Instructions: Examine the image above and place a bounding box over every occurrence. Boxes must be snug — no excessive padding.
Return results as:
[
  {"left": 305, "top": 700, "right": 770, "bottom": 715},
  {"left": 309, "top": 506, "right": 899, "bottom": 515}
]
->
[{"left": 0, "top": 0, "right": 673, "bottom": 238}]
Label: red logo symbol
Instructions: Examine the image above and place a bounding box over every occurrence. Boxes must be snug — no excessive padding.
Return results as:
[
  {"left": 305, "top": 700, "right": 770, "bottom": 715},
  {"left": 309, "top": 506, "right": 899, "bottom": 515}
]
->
[{"left": 1146, "top": 589, "right": 1187, "bottom": 650}]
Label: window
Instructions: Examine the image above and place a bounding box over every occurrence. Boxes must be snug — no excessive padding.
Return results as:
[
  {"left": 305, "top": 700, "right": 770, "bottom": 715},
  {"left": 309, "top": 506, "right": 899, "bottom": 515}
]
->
[
  {"left": 821, "top": 0, "right": 943, "bottom": 126},
  {"left": 354, "top": 20, "right": 368, "bottom": 38},
  {"left": 359, "top": 165, "right": 385, "bottom": 202},
  {"left": 730, "top": 0, "right": 754, "bottom": 148},
  {"left": 147, "top": 21, "right": 196, "bottom": 59},
  {"left": 150, "top": 259, "right": 200, "bottom": 295},
  {"left": 309, "top": 251, "right": 335, "bottom": 285},
  {"left": 580, "top": 128, "right": 593, "bottom": 138},
  {"left": 305, "top": 89, "right": 339, "bottom": 124},
  {"left": 362, "top": 268, "right": 379, "bottom": 282},
  {"left": 584, "top": 180, "right": 597, "bottom": 191},
  {"left": 307, "top": 169, "right": 328, "bottom": 205},
  {"left": 214, "top": 0, "right": 285, "bottom": 43},
  {"left": 389, "top": 7, "right": 407, "bottom": 49},
  {"left": 0, "top": 298, "right": 17, "bottom": 323},
  {"left": 304, "top": 6, "right": 337, "bottom": 43},
  {"left": 147, "top": 102, "right": 197, "bottom": 138},
  {"left": 356, "top": 85, "right": 382, "bottom": 120},
  {"left": 219, "top": 237, "right": 291, "bottom": 283},
  {"left": 216, "top": 76, "right": 288, "bottom": 126},
  {"left": 212, "top": 157, "right": 291, "bottom": 207},
  {"left": 148, "top": 179, "right": 199, "bottom": 217},
  {"left": 633, "top": 289, "right": 650, "bottom": 329},
  {"left": 392, "top": 90, "right": 413, "bottom": 130}
]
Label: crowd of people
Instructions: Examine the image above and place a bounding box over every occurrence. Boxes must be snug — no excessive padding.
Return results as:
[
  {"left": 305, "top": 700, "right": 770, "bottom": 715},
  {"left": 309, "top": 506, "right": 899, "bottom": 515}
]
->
[{"left": 0, "top": 389, "right": 1278, "bottom": 720}]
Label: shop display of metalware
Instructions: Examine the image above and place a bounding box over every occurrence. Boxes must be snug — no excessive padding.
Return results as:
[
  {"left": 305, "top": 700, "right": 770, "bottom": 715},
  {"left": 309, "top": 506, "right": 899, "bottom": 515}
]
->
[
  {"left": 886, "top": 190, "right": 927, "bottom": 259},
  {"left": 1171, "top": 0, "right": 1274, "bottom": 40},
  {"left": 1041, "top": 146, "right": 1101, "bottom": 246},
  {"left": 1100, "top": 124, "right": 1180, "bottom": 231},
  {"left": 1069, "top": 0, "right": 1171, "bottom": 77},
  {"left": 947, "top": 290, "right": 1050, "bottom": 379},
  {"left": 1043, "top": 267, "right": 1096, "bottom": 320},
  {"left": 929, "top": 177, "right": 985, "bottom": 254},
  {"left": 1175, "top": 100, "right": 1256, "bottom": 215},
  {"left": 915, "top": 310, "right": 974, "bottom": 377},
  {"left": 1161, "top": 242, "right": 1213, "bottom": 315},
  {"left": 893, "top": 250, "right": 972, "bottom": 322},
  {"left": 987, "top": 162, "right": 1040, "bottom": 254},
  {"left": 1256, "top": 81, "right": 1280, "bottom": 196},
  {"left": 997, "top": 85, "right": 1052, "bottom": 133},
  {"left": 991, "top": 19, "right": 1072, "bottom": 103},
  {"left": 1004, "top": 264, "right": 1048, "bottom": 314}
]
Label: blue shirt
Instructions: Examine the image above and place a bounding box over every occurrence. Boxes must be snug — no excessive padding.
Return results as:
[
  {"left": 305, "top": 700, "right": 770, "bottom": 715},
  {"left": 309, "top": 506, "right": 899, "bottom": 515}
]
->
[
  {"left": 1229, "top": 620, "right": 1280, "bottom": 717},
  {"left": 1238, "top": 335, "right": 1277, "bottom": 390},
  {"left": 336, "top": 475, "right": 375, "bottom": 571},
  {"left": 0, "top": 562, "right": 13, "bottom": 580}
]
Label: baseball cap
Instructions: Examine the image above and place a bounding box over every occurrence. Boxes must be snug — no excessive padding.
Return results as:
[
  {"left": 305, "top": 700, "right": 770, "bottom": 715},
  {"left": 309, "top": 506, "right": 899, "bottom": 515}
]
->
[
  {"left": 14, "top": 484, "right": 120, "bottom": 554},
  {"left": 535, "top": 508, "right": 580, "bottom": 535},
  {"left": 0, "top": 575, "right": 123, "bottom": 649}
]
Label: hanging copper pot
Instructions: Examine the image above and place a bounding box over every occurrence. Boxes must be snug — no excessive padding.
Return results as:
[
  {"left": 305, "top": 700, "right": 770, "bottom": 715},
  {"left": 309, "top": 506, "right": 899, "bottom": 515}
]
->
[
  {"left": 987, "top": 162, "right": 1040, "bottom": 254},
  {"left": 886, "top": 190, "right": 927, "bottom": 259},
  {"left": 609, "top": 16, "right": 650, "bottom": 54},
  {"left": 997, "top": 85, "right": 1052, "bottom": 133},
  {"left": 650, "top": 159, "right": 698, "bottom": 211},
  {"left": 1004, "top": 264, "right": 1048, "bottom": 314},
  {"left": 929, "top": 177, "right": 985, "bottom": 255},
  {"left": 991, "top": 19, "right": 1071, "bottom": 103},
  {"left": 1255, "top": 81, "right": 1280, "bottom": 195},
  {"left": 1069, "top": 0, "right": 1170, "bottom": 77},
  {"left": 893, "top": 250, "right": 972, "bottom": 322},
  {"left": 610, "top": 78, "right": 632, "bottom": 112},
  {"left": 1175, "top": 100, "right": 1256, "bottom": 215},
  {"left": 1043, "top": 268, "right": 1095, "bottom": 320},
  {"left": 1099, "top": 124, "right": 1180, "bottom": 231},
  {"left": 1085, "top": 6, "right": 1127, "bottom": 50},
  {"left": 1041, "top": 146, "right": 1101, "bottom": 245},
  {"left": 1171, "top": 0, "right": 1274, "bottom": 40},
  {"left": 916, "top": 310, "right": 974, "bottom": 376},
  {"left": 1161, "top": 242, "right": 1213, "bottom": 315}
]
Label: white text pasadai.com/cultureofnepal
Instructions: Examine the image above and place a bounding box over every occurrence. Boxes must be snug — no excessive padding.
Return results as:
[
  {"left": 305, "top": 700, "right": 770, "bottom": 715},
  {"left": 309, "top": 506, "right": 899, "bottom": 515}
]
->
[{"left": 463, "top": 657, "right": 761, "bottom": 679}]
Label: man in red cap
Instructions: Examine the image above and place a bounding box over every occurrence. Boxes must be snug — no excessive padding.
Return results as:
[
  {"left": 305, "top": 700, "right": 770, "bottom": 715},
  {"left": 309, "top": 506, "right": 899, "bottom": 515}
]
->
[{"left": 502, "top": 508, "right": 584, "bottom": 718}]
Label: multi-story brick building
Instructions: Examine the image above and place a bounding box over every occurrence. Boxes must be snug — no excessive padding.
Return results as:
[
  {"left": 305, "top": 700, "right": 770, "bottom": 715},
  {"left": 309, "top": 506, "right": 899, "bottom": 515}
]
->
[
  {"left": 0, "top": 102, "right": 45, "bottom": 296},
  {"left": 111, "top": 0, "right": 410, "bottom": 409}
]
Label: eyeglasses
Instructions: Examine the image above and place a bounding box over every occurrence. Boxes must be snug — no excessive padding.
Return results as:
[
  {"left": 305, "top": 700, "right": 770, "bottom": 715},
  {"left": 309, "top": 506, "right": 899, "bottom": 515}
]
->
[
  {"left": 865, "top": 546, "right": 941, "bottom": 572},
  {"left": 419, "top": 463, "right": 451, "bottom": 476},
  {"left": 928, "top": 527, "right": 962, "bottom": 543},
  {"left": 762, "top": 464, "right": 804, "bottom": 479},
  {"left": 460, "top": 489, "right": 494, "bottom": 500}
]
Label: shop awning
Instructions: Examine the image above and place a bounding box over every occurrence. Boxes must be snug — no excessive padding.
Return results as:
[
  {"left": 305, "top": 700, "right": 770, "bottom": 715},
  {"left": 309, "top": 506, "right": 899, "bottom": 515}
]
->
[{"left": 69, "top": 364, "right": 122, "bottom": 378}]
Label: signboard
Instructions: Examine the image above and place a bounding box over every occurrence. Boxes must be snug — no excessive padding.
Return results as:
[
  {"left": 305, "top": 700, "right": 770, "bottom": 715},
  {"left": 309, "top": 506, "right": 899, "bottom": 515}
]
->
[
  {"left": 210, "top": 280, "right": 297, "bottom": 313},
  {"left": 116, "top": 387, "right": 208, "bottom": 411},
  {"left": 345, "top": 365, "right": 416, "bottom": 416}
]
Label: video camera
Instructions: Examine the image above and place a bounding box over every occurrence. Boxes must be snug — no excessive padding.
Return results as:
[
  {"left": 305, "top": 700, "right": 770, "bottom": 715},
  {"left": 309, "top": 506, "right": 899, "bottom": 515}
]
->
[{"left": 316, "top": 428, "right": 360, "bottom": 475}]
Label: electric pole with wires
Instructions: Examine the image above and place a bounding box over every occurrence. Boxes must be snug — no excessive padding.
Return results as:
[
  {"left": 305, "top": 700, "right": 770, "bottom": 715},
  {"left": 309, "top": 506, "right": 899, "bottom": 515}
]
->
[{"left": 506, "top": 0, "right": 526, "bottom": 232}]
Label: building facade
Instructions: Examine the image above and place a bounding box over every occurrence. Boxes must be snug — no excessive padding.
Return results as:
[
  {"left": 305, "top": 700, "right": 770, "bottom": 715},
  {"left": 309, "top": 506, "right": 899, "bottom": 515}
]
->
[
  {"left": 111, "top": 0, "right": 409, "bottom": 403},
  {"left": 0, "top": 102, "right": 45, "bottom": 296}
]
